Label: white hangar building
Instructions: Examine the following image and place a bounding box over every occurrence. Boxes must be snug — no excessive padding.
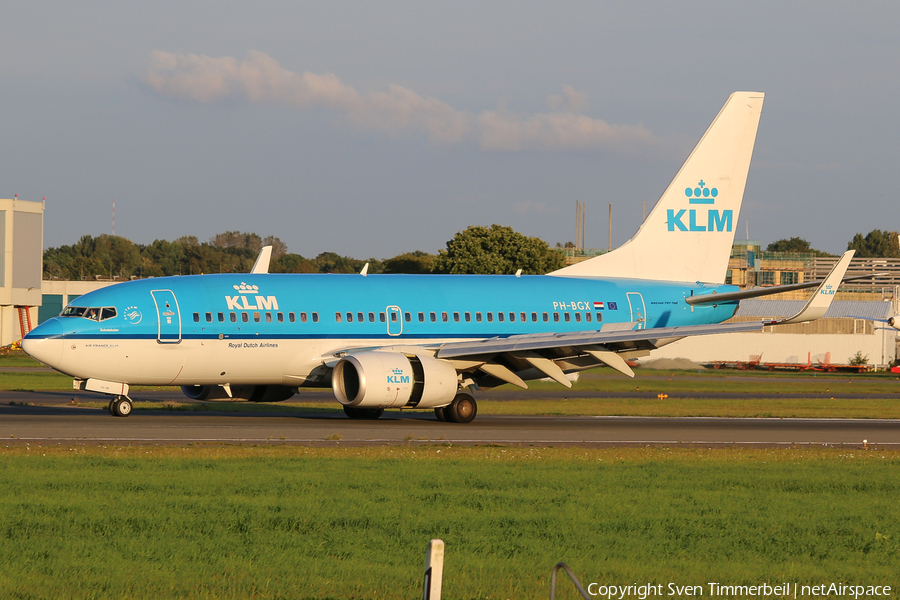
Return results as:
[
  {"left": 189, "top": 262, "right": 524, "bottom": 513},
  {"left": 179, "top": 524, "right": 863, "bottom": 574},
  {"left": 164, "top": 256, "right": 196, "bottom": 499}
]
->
[{"left": 645, "top": 299, "right": 897, "bottom": 369}]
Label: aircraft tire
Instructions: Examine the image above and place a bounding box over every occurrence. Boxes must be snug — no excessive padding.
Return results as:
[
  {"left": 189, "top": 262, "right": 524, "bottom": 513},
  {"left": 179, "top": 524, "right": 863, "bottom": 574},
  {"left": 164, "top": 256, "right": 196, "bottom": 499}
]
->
[
  {"left": 112, "top": 397, "right": 133, "bottom": 417},
  {"left": 444, "top": 394, "right": 477, "bottom": 424},
  {"left": 108, "top": 399, "right": 116, "bottom": 416},
  {"left": 342, "top": 405, "right": 384, "bottom": 420},
  {"left": 434, "top": 407, "right": 447, "bottom": 422}
]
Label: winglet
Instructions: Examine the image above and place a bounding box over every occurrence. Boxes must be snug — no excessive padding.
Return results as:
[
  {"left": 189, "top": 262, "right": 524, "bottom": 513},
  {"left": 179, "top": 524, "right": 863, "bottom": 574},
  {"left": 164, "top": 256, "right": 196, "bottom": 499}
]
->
[
  {"left": 773, "top": 250, "right": 854, "bottom": 325},
  {"left": 250, "top": 246, "right": 272, "bottom": 274}
]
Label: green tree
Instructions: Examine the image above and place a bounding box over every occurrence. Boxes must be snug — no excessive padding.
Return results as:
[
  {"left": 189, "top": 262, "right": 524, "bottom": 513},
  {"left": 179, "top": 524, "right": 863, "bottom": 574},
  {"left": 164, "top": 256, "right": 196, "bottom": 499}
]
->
[
  {"left": 766, "top": 237, "right": 833, "bottom": 256},
  {"left": 432, "top": 224, "right": 566, "bottom": 275},
  {"left": 847, "top": 230, "right": 900, "bottom": 258},
  {"left": 272, "top": 253, "right": 317, "bottom": 273},
  {"left": 382, "top": 251, "right": 435, "bottom": 274}
]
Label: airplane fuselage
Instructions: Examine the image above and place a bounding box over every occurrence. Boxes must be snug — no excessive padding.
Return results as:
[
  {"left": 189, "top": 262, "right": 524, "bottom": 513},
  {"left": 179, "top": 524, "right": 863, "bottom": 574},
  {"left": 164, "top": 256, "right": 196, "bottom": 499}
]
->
[{"left": 25, "top": 273, "right": 739, "bottom": 387}]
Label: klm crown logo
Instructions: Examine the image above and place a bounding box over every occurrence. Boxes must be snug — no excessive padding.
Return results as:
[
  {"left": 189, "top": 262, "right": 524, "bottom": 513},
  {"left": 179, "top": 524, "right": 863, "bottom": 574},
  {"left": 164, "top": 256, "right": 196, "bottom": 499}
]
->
[
  {"left": 667, "top": 180, "right": 733, "bottom": 233},
  {"left": 685, "top": 180, "right": 718, "bottom": 204}
]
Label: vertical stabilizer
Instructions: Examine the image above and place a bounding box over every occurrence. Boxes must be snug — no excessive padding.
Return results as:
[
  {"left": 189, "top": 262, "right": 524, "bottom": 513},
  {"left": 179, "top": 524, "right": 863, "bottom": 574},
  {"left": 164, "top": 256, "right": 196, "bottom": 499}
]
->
[{"left": 550, "top": 92, "right": 764, "bottom": 283}]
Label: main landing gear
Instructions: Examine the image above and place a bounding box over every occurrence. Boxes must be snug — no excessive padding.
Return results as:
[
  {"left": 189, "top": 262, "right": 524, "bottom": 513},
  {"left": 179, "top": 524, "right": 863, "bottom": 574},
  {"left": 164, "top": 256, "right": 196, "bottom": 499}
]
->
[
  {"left": 434, "top": 393, "right": 477, "bottom": 424},
  {"left": 107, "top": 396, "right": 133, "bottom": 417}
]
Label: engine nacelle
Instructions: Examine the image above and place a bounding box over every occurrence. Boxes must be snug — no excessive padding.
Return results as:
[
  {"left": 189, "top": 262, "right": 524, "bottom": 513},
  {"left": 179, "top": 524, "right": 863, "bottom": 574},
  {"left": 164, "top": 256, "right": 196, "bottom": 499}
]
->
[
  {"left": 888, "top": 317, "right": 899, "bottom": 330},
  {"left": 332, "top": 351, "right": 459, "bottom": 409},
  {"left": 181, "top": 385, "right": 295, "bottom": 402}
]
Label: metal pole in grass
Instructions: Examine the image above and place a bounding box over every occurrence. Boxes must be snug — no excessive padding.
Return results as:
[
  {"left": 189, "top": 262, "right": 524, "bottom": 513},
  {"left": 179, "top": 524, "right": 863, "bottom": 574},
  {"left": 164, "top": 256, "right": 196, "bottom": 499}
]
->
[
  {"left": 422, "top": 539, "right": 444, "bottom": 600},
  {"left": 549, "top": 562, "right": 591, "bottom": 600}
]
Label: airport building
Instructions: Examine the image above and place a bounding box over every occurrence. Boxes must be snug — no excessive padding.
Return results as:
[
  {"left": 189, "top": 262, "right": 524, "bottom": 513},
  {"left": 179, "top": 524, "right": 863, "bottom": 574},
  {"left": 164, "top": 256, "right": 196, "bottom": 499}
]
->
[{"left": 0, "top": 198, "right": 44, "bottom": 348}]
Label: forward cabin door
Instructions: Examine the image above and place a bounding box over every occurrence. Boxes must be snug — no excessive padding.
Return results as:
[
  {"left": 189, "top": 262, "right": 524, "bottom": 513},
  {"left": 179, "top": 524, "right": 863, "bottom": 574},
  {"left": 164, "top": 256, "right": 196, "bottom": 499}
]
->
[
  {"left": 151, "top": 290, "right": 182, "bottom": 343},
  {"left": 626, "top": 292, "right": 646, "bottom": 330}
]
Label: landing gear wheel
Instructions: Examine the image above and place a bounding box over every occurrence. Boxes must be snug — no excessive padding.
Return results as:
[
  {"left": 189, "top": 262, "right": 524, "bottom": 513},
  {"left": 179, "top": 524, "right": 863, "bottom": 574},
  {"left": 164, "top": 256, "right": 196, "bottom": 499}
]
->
[
  {"left": 112, "top": 397, "right": 133, "bottom": 417},
  {"left": 107, "top": 399, "right": 116, "bottom": 416},
  {"left": 342, "top": 405, "right": 384, "bottom": 420},
  {"left": 444, "top": 393, "right": 477, "bottom": 424},
  {"left": 434, "top": 407, "right": 447, "bottom": 422}
]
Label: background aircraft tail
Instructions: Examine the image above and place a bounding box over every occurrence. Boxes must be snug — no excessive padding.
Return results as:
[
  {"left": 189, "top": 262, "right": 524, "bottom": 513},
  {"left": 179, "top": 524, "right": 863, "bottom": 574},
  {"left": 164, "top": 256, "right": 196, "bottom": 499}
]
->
[{"left": 550, "top": 91, "right": 765, "bottom": 284}]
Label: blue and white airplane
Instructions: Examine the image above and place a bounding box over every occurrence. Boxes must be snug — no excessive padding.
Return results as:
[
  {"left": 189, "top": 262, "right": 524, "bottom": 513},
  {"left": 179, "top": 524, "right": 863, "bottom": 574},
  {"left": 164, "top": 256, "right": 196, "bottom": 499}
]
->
[{"left": 23, "top": 92, "right": 857, "bottom": 422}]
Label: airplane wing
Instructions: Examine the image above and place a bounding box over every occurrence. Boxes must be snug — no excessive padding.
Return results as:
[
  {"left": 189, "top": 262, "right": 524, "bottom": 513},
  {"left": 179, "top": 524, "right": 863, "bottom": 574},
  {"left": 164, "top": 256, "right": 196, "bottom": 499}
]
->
[
  {"left": 423, "top": 251, "right": 856, "bottom": 388},
  {"left": 318, "top": 248, "right": 855, "bottom": 391}
]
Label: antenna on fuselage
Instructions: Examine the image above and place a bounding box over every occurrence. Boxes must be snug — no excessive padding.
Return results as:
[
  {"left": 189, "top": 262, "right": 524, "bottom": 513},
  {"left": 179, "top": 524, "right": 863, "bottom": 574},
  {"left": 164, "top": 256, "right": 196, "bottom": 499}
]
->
[{"left": 250, "top": 246, "right": 272, "bottom": 274}]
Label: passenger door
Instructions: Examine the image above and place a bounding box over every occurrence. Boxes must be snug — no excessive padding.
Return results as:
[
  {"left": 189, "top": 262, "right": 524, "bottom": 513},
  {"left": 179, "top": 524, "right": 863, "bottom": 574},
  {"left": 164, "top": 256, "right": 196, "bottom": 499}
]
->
[
  {"left": 151, "top": 290, "right": 182, "bottom": 343},
  {"left": 626, "top": 292, "right": 646, "bottom": 330}
]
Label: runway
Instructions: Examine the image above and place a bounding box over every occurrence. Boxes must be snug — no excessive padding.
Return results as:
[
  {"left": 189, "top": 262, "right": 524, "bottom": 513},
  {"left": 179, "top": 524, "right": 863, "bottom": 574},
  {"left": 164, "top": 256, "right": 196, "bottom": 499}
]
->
[{"left": 2, "top": 391, "right": 898, "bottom": 448}]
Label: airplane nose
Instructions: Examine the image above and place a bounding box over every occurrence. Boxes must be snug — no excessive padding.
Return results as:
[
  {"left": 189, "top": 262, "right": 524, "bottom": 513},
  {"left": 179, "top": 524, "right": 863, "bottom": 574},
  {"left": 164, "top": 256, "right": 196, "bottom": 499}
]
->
[{"left": 22, "top": 319, "right": 64, "bottom": 368}]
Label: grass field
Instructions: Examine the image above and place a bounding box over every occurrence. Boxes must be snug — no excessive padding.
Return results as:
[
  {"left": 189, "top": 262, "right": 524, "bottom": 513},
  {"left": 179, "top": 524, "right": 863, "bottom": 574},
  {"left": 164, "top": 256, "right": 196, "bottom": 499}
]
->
[{"left": 1, "top": 446, "right": 898, "bottom": 599}]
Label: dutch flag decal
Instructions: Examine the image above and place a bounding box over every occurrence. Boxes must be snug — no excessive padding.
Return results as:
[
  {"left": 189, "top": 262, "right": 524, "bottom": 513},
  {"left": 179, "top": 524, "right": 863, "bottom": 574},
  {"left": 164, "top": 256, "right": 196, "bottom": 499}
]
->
[{"left": 593, "top": 301, "right": 604, "bottom": 310}]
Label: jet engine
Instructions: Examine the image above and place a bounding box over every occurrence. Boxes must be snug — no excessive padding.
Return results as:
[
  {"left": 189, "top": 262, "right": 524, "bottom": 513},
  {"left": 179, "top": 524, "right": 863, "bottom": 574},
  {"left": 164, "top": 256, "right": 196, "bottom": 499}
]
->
[
  {"left": 180, "top": 385, "right": 295, "bottom": 402},
  {"left": 331, "top": 351, "right": 459, "bottom": 409}
]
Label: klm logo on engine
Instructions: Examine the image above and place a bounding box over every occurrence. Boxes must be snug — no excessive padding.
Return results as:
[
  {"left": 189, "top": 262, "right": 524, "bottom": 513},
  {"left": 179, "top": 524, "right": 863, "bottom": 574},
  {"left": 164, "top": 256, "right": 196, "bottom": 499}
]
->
[
  {"left": 387, "top": 367, "right": 410, "bottom": 385},
  {"left": 667, "top": 180, "right": 733, "bottom": 232},
  {"left": 225, "top": 282, "right": 279, "bottom": 311}
]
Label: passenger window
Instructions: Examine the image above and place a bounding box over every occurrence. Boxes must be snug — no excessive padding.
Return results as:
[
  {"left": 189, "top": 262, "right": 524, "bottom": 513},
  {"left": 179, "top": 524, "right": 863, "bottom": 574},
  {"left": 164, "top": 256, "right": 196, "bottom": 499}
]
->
[
  {"left": 346, "top": 312, "right": 353, "bottom": 322},
  {"left": 358, "top": 312, "right": 364, "bottom": 323},
  {"left": 380, "top": 312, "right": 386, "bottom": 323},
  {"left": 206, "top": 312, "right": 212, "bottom": 323},
  {"left": 430, "top": 312, "right": 437, "bottom": 322},
  {"left": 335, "top": 312, "right": 343, "bottom": 323},
  {"left": 312, "top": 312, "right": 319, "bottom": 323},
  {"left": 265, "top": 313, "right": 272, "bottom": 323},
  {"left": 564, "top": 313, "right": 570, "bottom": 322},
  {"left": 574, "top": 312, "right": 581, "bottom": 323},
  {"left": 596, "top": 313, "right": 603, "bottom": 322},
  {"left": 542, "top": 312, "right": 548, "bottom": 322},
  {"left": 368, "top": 312, "right": 375, "bottom": 322},
  {"left": 418, "top": 312, "right": 425, "bottom": 322},
  {"left": 193, "top": 312, "right": 200, "bottom": 323},
  {"left": 475, "top": 312, "right": 482, "bottom": 322},
  {"left": 486, "top": 312, "right": 493, "bottom": 322},
  {"left": 404, "top": 312, "right": 411, "bottom": 322},
  {"left": 218, "top": 312, "right": 225, "bottom": 322},
  {"left": 254, "top": 312, "right": 261, "bottom": 323},
  {"left": 277, "top": 313, "right": 284, "bottom": 323},
  {"left": 497, "top": 312, "right": 504, "bottom": 322},
  {"left": 289, "top": 312, "right": 296, "bottom": 323},
  {"left": 585, "top": 313, "right": 592, "bottom": 322},
  {"left": 101, "top": 307, "right": 117, "bottom": 321},
  {"left": 242, "top": 313, "right": 249, "bottom": 323},
  {"left": 553, "top": 313, "right": 560, "bottom": 322},
  {"left": 464, "top": 312, "right": 471, "bottom": 322},
  {"left": 297, "top": 313, "right": 304, "bottom": 323},
  {"left": 531, "top": 312, "right": 537, "bottom": 322},
  {"left": 230, "top": 313, "right": 237, "bottom": 323},
  {"left": 453, "top": 312, "right": 460, "bottom": 322},
  {"left": 442, "top": 312, "right": 448, "bottom": 322}
]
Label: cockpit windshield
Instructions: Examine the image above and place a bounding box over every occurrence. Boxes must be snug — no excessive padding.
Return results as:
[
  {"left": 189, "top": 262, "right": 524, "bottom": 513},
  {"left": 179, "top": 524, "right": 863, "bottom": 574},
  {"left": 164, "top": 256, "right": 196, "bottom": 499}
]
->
[{"left": 60, "top": 306, "right": 117, "bottom": 322}]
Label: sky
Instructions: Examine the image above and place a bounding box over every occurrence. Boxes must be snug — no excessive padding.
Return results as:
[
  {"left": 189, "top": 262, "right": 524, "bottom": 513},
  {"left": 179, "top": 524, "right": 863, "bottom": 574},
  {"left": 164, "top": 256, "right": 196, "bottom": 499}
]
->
[{"left": 2, "top": 1, "right": 898, "bottom": 259}]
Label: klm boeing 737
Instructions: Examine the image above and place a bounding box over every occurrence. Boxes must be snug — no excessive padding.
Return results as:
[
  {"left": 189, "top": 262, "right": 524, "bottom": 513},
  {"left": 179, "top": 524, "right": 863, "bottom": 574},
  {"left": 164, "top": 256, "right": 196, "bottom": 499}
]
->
[{"left": 23, "top": 92, "right": 857, "bottom": 422}]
